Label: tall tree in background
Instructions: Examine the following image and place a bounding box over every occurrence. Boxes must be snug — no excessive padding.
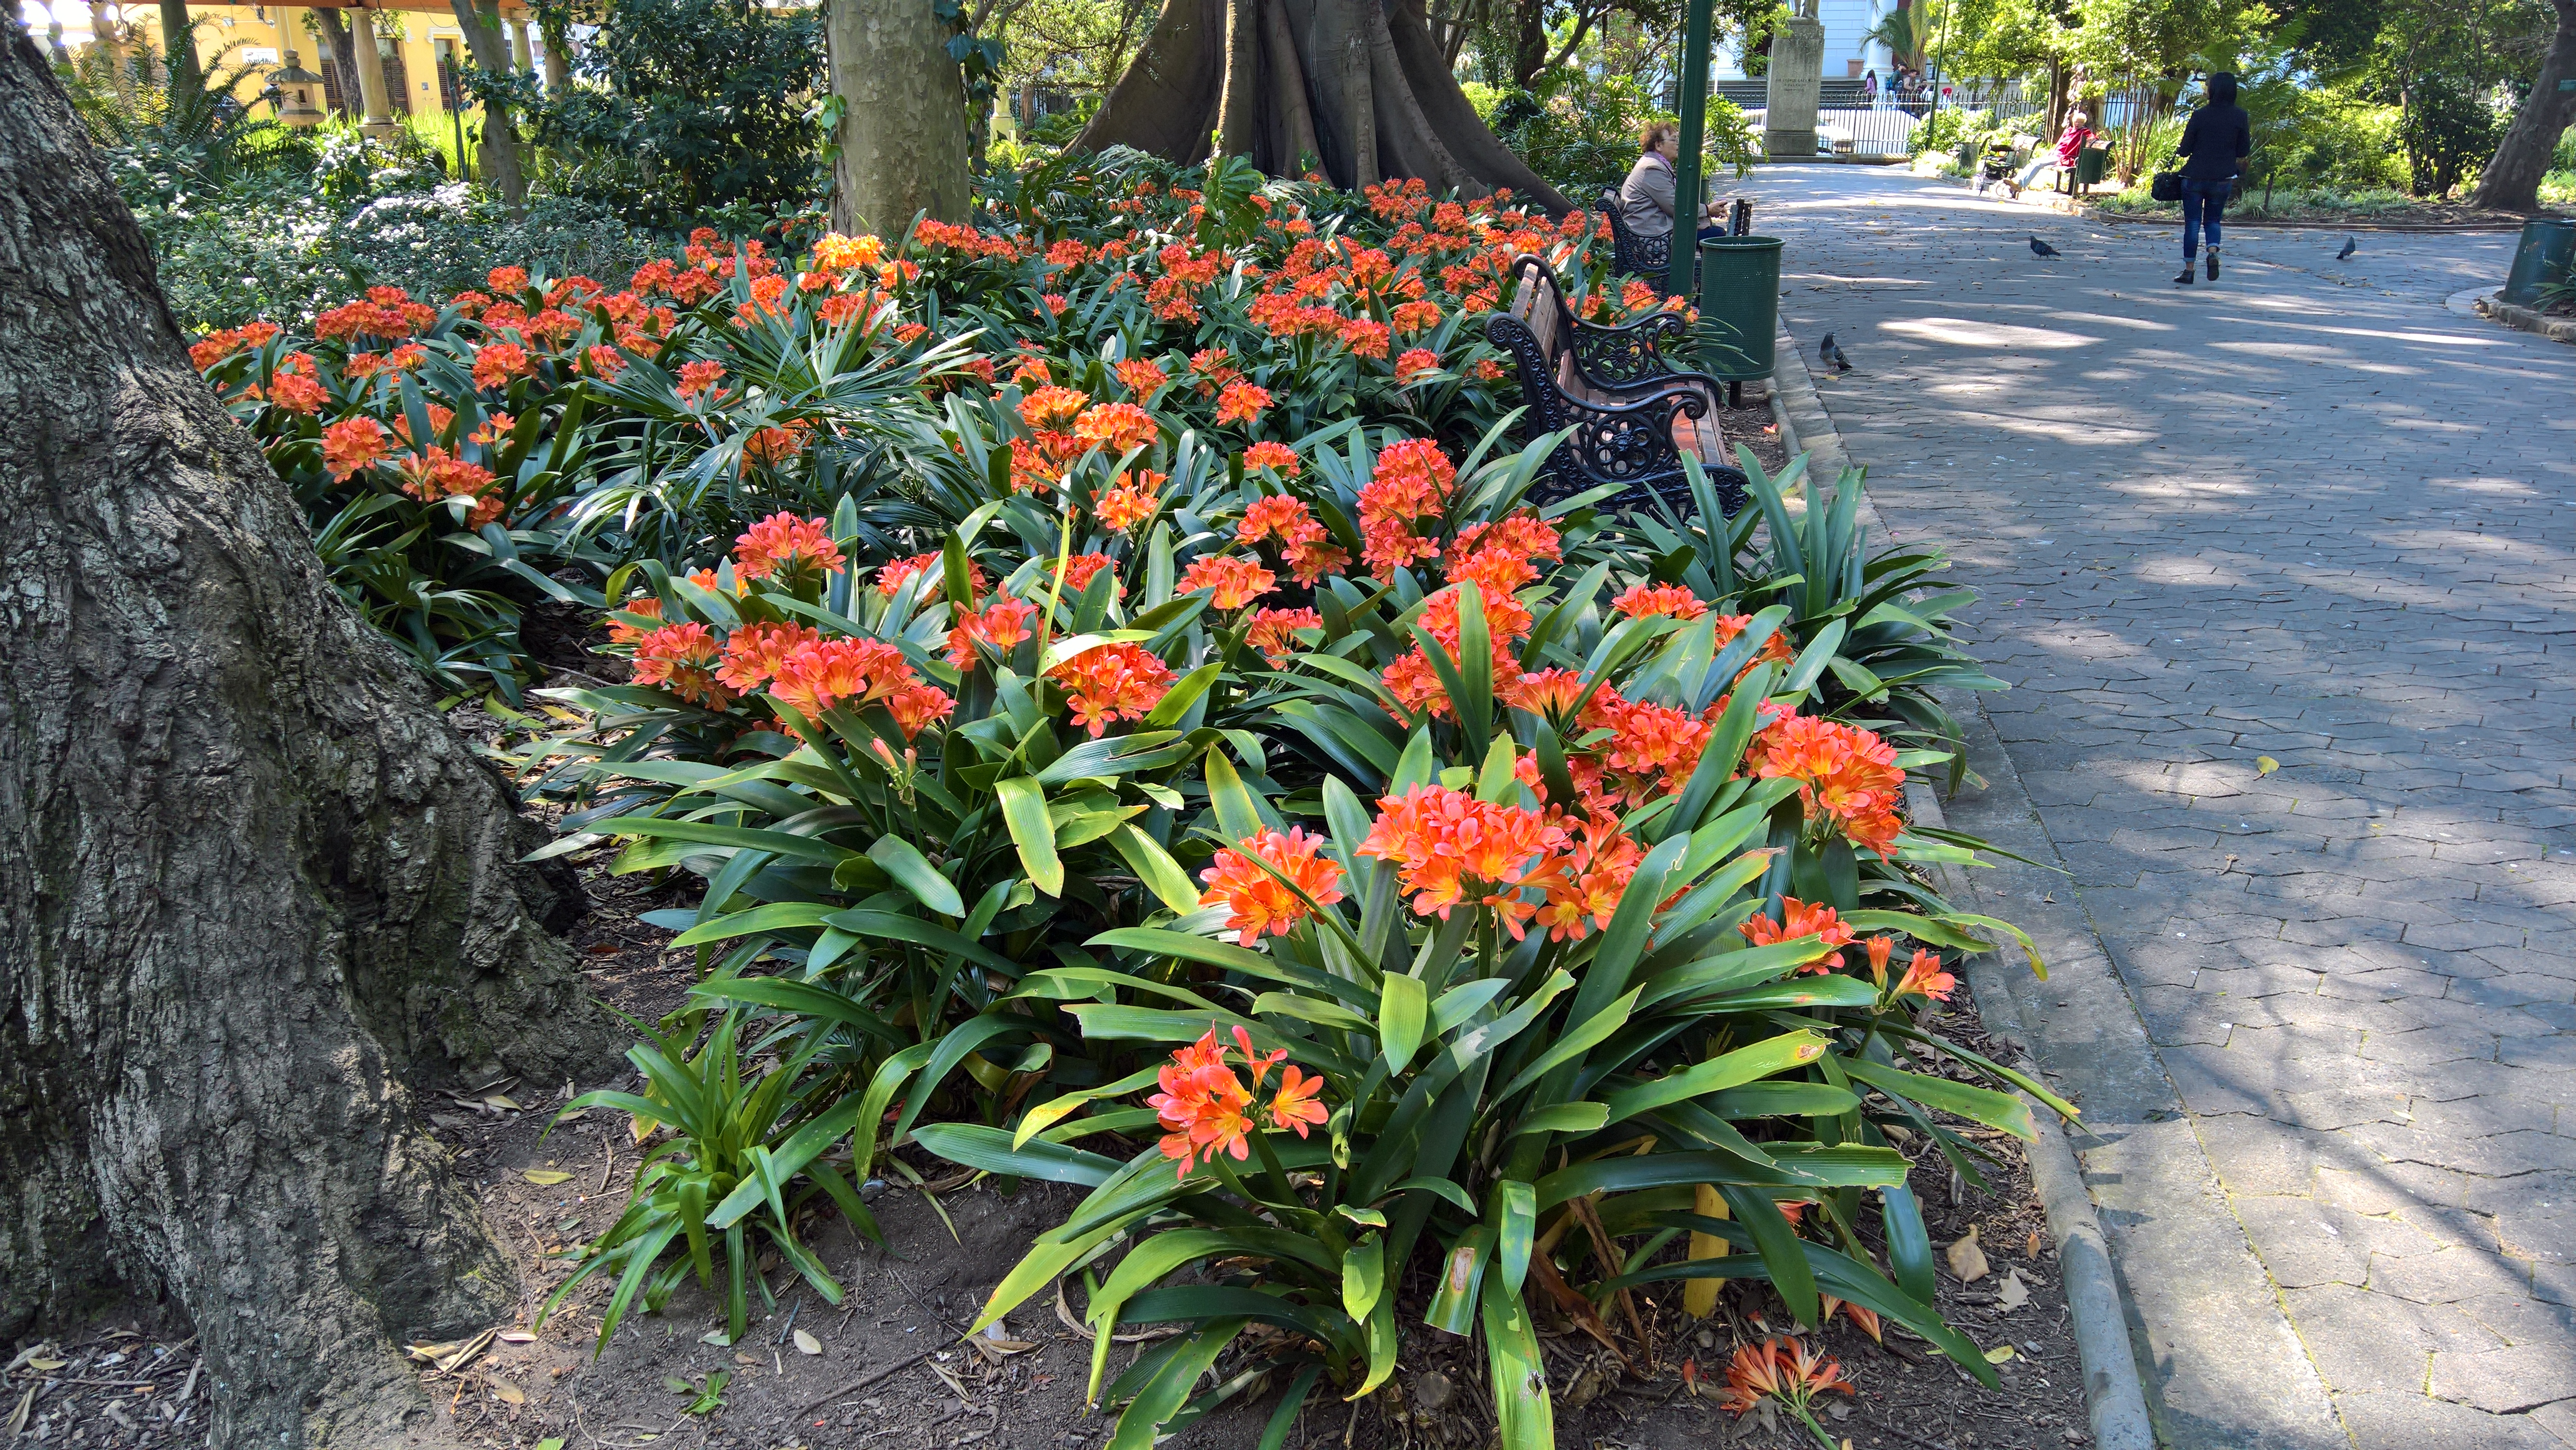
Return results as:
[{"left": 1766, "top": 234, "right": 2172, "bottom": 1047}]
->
[
  {"left": 446, "top": 0, "right": 529, "bottom": 203},
  {"left": 1074, "top": 0, "right": 1571, "bottom": 210},
  {"left": 2471, "top": 0, "right": 2576, "bottom": 209},
  {"left": 829, "top": 0, "right": 972, "bottom": 232},
  {"left": 0, "top": 29, "right": 605, "bottom": 1449}
]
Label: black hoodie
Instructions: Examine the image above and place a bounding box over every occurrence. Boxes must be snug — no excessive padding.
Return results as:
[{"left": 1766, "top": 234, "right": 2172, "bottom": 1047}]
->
[{"left": 2175, "top": 73, "right": 2251, "bottom": 183}]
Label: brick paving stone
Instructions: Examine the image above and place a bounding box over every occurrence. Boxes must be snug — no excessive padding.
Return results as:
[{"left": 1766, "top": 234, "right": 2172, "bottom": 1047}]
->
[{"left": 1756, "top": 166, "right": 2576, "bottom": 1447}]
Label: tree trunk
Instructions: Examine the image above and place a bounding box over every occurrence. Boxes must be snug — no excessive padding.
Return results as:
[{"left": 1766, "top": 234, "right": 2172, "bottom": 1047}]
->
[
  {"left": 0, "top": 31, "right": 607, "bottom": 1450},
  {"left": 2469, "top": 0, "right": 2576, "bottom": 212},
  {"left": 156, "top": 0, "right": 194, "bottom": 87},
  {"left": 1075, "top": 0, "right": 1570, "bottom": 211},
  {"left": 829, "top": 0, "right": 972, "bottom": 234},
  {"left": 312, "top": 5, "right": 362, "bottom": 123},
  {"left": 537, "top": 13, "right": 573, "bottom": 91},
  {"left": 445, "top": 0, "right": 527, "bottom": 206}
]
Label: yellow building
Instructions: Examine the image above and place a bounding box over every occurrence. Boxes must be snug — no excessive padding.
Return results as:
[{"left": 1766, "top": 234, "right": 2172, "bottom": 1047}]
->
[{"left": 49, "top": 0, "right": 543, "bottom": 131}]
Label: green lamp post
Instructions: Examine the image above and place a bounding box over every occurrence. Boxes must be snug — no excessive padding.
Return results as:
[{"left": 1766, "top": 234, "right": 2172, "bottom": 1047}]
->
[{"left": 1664, "top": 0, "right": 1717, "bottom": 298}]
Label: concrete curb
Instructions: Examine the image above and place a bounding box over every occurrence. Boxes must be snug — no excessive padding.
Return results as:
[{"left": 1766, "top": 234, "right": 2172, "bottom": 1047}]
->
[
  {"left": 2471, "top": 289, "right": 2576, "bottom": 343},
  {"left": 1770, "top": 334, "right": 2159, "bottom": 1450}
]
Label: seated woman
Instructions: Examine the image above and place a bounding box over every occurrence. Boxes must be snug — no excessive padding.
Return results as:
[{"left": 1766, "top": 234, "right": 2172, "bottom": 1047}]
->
[
  {"left": 1621, "top": 121, "right": 1725, "bottom": 249},
  {"left": 2009, "top": 111, "right": 2097, "bottom": 197}
]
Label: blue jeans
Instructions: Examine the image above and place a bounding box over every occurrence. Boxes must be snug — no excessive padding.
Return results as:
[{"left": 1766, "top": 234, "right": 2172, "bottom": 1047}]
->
[{"left": 2180, "top": 177, "right": 2229, "bottom": 258}]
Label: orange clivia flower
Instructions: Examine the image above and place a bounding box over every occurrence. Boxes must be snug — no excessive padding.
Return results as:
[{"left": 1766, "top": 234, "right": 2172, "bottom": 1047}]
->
[
  {"left": 605, "top": 595, "right": 664, "bottom": 645},
  {"left": 1177, "top": 554, "right": 1276, "bottom": 610},
  {"left": 1145, "top": 1026, "right": 1323, "bottom": 1179},
  {"left": 945, "top": 596, "right": 1038, "bottom": 671},
  {"left": 1245, "top": 606, "right": 1323, "bottom": 665},
  {"left": 1019, "top": 384, "right": 1089, "bottom": 430},
  {"left": 1093, "top": 471, "right": 1165, "bottom": 531},
  {"left": 715, "top": 621, "right": 820, "bottom": 693},
  {"left": 768, "top": 637, "right": 943, "bottom": 731},
  {"left": 1893, "top": 949, "right": 1957, "bottom": 1003},
  {"left": 1114, "top": 357, "right": 1169, "bottom": 397},
  {"left": 1198, "top": 827, "right": 1346, "bottom": 940},
  {"left": 1057, "top": 552, "right": 1120, "bottom": 596},
  {"left": 1269, "top": 1065, "right": 1327, "bottom": 1135},
  {"left": 1357, "top": 783, "right": 1569, "bottom": 931},
  {"left": 321, "top": 416, "right": 390, "bottom": 480},
  {"left": 1394, "top": 346, "right": 1441, "bottom": 383},
  {"left": 1716, "top": 1337, "right": 1855, "bottom": 1424},
  {"left": 732, "top": 511, "right": 843, "bottom": 582},
  {"left": 471, "top": 341, "right": 533, "bottom": 390},
  {"left": 1747, "top": 713, "right": 1906, "bottom": 859},
  {"left": 1073, "top": 401, "right": 1159, "bottom": 456},
  {"left": 1739, "top": 897, "right": 1859, "bottom": 972},
  {"left": 1240, "top": 440, "right": 1301, "bottom": 476},
  {"left": 1611, "top": 582, "right": 1710, "bottom": 621},
  {"left": 876, "top": 550, "right": 985, "bottom": 601},
  {"left": 1046, "top": 641, "right": 1176, "bottom": 736},
  {"left": 630, "top": 623, "right": 734, "bottom": 710},
  {"left": 1214, "top": 380, "right": 1272, "bottom": 426},
  {"left": 1237, "top": 494, "right": 1319, "bottom": 547}
]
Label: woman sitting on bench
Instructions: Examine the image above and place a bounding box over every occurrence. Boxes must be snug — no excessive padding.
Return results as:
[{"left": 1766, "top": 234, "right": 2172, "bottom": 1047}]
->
[
  {"left": 1621, "top": 121, "right": 1725, "bottom": 248},
  {"left": 2008, "top": 111, "right": 2096, "bottom": 198}
]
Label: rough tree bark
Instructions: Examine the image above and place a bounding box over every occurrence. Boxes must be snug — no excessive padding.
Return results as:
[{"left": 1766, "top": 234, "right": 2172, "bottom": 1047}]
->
[
  {"left": 1073, "top": 0, "right": 1572, "bottom": 213},
  {"left": 2469, "top": 0, "right": 2576, "bottom": 213},
  {"left": 0, "top": 31, "right": 607, "bottom": 1450},
  {"left": 829, "top": 0, "right": 973, "bottom": 234},
  {"left": 312, "top": 5, "right": 363, "bottom": 122}
]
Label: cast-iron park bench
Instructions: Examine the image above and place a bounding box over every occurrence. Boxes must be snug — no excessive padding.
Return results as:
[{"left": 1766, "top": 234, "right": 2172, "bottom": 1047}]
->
[{"left": 1483, "top": 253, "right": 1750, "bottom": 520}]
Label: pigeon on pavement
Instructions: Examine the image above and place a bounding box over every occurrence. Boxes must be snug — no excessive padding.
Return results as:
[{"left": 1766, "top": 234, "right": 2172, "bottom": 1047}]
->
[
  {"left": 1821, "top": 334, "right": 1853, "bottom": 372},
  {"left": 2337, "top": 237, "right": 2358, "bottom": 260},
  {"left": 2030, "top": 237, "right": 2061, "bottom": 258}
]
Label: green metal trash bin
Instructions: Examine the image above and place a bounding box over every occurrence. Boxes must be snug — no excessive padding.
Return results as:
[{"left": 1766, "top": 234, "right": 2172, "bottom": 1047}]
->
[
  {"left": 1695, "top": 235, "right": 1783, "bottom": 383},
  {"left": 2502, "top": 219, "right": 2576, "bottom": 307},
  {"left": 2075, "top": 145, "right": 2111, "bottom": 188}
]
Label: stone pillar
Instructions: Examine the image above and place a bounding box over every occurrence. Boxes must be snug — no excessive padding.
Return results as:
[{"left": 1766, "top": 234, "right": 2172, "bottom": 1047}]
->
[
  {"left": 505, "top": 16, "right": 530, "bottom": 73},
  {"left": 1763, "top": 13, "right": 1825, "bottom": 161},
  {"left": 351, "top": 9, "right": 397, "bottom": 137}
]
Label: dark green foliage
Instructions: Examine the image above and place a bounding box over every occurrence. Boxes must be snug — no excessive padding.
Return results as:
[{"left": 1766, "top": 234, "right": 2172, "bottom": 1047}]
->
[
  {"left": 520, "top": 0, "right": 828, "bottom": 227},
  {"left": 2398, "top": 72, "right": 2505, "bottom": 195}
]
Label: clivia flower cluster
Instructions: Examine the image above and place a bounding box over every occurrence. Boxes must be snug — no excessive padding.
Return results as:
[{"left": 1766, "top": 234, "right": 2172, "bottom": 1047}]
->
[
  {"left": 1713, "top": 1335, "right": 1857, "bottom": 1431},
  {"left": 1354, "top": 783, "right": 1643, "bottom": 942},
  {"left": 1147, "top": 1026, "right": 1328, "bottom": 1179}
]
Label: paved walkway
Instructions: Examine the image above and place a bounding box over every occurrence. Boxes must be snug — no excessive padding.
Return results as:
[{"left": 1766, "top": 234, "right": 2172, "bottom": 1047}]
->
[{"left": 1745, "top": 165, "right": 2576, "bottom": 1449}]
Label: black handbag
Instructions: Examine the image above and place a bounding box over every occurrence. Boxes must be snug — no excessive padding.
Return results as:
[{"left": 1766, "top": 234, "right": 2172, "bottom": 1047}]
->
[{"left": 2150, "top": 171, "right": 2183, "bottom": 201}]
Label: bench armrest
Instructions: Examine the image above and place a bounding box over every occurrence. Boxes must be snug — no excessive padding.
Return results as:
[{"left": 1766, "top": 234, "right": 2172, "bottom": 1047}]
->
[{"left": 1570, "top": 309, "right": 1691, "bottom": 387}]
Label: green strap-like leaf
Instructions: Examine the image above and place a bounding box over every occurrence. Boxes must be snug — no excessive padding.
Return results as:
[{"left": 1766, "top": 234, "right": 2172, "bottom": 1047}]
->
[{"left": 995, "top": 777, "right": 1064, "bottom": 896}]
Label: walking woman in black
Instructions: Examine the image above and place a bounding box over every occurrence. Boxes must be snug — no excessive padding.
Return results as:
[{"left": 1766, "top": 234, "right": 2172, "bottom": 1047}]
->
[{"left": 2172, "top": 72, "right": 2250, "bottom": 285}]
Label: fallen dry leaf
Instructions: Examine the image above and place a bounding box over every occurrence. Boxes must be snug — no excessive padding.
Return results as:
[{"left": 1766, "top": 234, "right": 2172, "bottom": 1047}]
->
[
  {"left": 793, "top": 1329, "right": 822, "bottom": 1356},
  {"left": 2026, "top": 1230, "right": 2043, "bottom": 1257},
  {"left": 1996, "top": 1267, "right": 2030, "bottom": 1311},
  {"left": 497, "top": 1331, "right": 536, "bottom": 1344},
  {"left": 486, "top": 1376, "right": 526, "bottom": 1406},
  {"left": 2255, "top": 756, "right": 2279, "bottom": 777},
  {"left": 1946, "top": 1227, "right": 1990, "bottom": 1284},
  {"left": 522, "top": 1170, "right": 573, "bottom": 1186}
]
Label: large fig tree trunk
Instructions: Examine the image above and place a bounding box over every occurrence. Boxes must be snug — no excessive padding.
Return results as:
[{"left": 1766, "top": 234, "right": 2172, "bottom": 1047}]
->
[
  {"left": 0, "top": 32, "right": 606, "bottom": 1450},
  {"left": 1074, "top": 0, "right": 1572, "bottom": 213},
  {"left": 2469, "top": 0, "right": 2576, "bottom": 213}
]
